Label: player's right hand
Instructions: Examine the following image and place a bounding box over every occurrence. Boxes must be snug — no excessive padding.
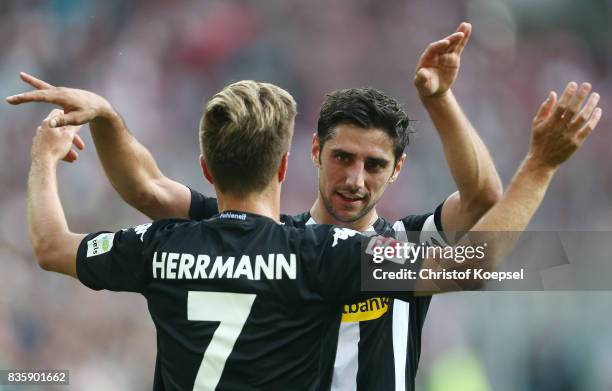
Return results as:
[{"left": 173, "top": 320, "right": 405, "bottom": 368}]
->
[
  {"left": 527, "top": 81, "right": 602, "bottom": 170},
  {"left": 413, "top": 22, "right": 471, "bottom": 98},
  {"left": 31, "top": 109, "right": 84, "bottom": 163},
  {"left": 6, "top": 72, "right": 113, "bottom": 128}
]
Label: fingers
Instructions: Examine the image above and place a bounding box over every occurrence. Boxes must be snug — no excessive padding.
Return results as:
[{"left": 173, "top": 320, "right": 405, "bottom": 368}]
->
[
  {"left": 570, "top": 92, "right": 600, "bottom": 129},
  {"left": 552, "top": 82, "right": 578, "bottom": 120},
  {"left": 575, "top": 107, "right": 602, "bottom": 143},
  {"left": 426, "top": 38, "right": 452, "bottom": 55},
  {"left": 45, "top": 108, "right": 64, "bottom": 121},
  {"left": 6, "top": 89, "right": 59, "bottom": 105},
  {"left": 40, "top": 111, "right": 85, "bottom": 144},
  {"left": 72, "top": 134, "right": 85, "bottom": 150},
  {"left": 534, "top": 91, "right": 557, "bottom": 122},
  {"left": 40, "top": 119, "right": 82, "bottom": 137},
  {"left": 50, "top": 111, "right": 90, "bottom": 127},
  {"left": 6, "top": 73, "right": 61, "bottom": 104},
  {"left": 454, "top": 22, "right": 472, "bottom": 54},
  {"left": 444, "top": 32, "right": 464, "bottom": 52},
  {"left": 564, "top": 82, "right": 592, "bottom": 122},
  {"left": 62, "top": 149, "right": 79, "bottom": 163},
  {"left": 551, "top": 81, "right": 601, "bottom": 139},
  {"left": 20, "top": 72, "right": 54, "bottom": 90},
  {"left": 420, "top": 32, "right": 463, "bottom": 62},
  {"left": 546, "top": 80, "right": 602, "bottom": 145}
]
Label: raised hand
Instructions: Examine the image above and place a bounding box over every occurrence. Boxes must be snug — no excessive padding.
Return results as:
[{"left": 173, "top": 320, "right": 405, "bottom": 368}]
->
[
  {"left": 414, "top": 22, "right": 471, "bottom": 98},
  {"left": 31, "top": 109, "right": 84, "bottom": 164},
  {"left": 528, "top": 82, "right": 602, "bottom": 169},
  {"left": 6, "top": 72, "right": 113, "bottom": 128}
]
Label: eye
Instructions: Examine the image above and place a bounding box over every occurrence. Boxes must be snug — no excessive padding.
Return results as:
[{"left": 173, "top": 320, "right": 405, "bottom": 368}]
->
[
  {"left": 365, "top": 160, "right": 386, "bottom": 172},
  {"left": 335, "top": 152, "right": 351, "bottom": 163}
]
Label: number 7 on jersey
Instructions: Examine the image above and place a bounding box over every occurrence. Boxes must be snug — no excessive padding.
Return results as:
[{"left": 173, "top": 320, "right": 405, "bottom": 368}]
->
[{"left": 188, "top": 291, "right": 257, "bottom": 390}]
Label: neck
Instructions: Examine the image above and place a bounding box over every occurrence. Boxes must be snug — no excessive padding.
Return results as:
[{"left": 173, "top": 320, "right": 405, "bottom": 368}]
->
[
  {"left": 216, "top": 184, "right": 281, "bottom": 223},
  {"left": 309, "top": 196, "right": 379, "bottom": 232}
]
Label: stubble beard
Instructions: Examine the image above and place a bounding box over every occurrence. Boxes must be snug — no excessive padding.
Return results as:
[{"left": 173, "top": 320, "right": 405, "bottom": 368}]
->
[{"left": 320, "top": 188, "right": 377, "bottom": 225}]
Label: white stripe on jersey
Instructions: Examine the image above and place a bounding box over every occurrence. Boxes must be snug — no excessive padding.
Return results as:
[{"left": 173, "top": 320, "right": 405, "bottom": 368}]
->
[
  {"left": 308, "top": 217, "right": 360, "bottom": 389},
  {"left": 392, "top": 300, "right": 409, "bottom": 391},
  {"left": 308, "top": 216, "right": 409, "bottom": 391},
  {"left": 331, "top": 322, "right": 360, "bottom": 391},
  {"left": 308, "top": 213, "right": 446, "bottom": 390},
  {"left": 306, "top": 216, "right": 367, "bottom": 390}
]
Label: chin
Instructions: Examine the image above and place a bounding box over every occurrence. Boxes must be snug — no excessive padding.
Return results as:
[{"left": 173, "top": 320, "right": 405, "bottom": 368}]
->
[{"left": 333, "top": 209, "right": 365, "bottom": 224}]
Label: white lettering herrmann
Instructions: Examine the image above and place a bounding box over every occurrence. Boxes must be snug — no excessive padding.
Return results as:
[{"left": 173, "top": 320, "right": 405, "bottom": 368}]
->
[{"left": 152, "top": 252, "right": 297, "bottom": 280}]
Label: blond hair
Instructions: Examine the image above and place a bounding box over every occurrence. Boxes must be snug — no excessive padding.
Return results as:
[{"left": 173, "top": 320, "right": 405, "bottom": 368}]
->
[{"left": 199, "top": 80, "right": 297, "bottom": 195}]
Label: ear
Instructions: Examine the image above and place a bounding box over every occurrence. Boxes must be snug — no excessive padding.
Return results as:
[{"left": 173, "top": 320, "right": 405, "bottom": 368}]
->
[
  {"left": 389, "top": 153, "right": 406, "bottom": 183},
  {"left": 278, "top": 152, "right": 290, "bottom": 183},
  {"left": 311, "top": 133, "right": 321, "bottom": 168},
  {"left": 200, "top": 155, "right": 214, "bottom": 185}
]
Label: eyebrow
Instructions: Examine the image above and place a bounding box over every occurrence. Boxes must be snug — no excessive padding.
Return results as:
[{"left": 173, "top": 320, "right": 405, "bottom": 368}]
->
[
  {"left": 331, "top": 148, "right": 355, "bottom": 157},
  {"left": 365, "top": 157, "right": 390, "bottom": 167},
  {"left": 330, "top": 148, "right": 390, "bottom": 166}
]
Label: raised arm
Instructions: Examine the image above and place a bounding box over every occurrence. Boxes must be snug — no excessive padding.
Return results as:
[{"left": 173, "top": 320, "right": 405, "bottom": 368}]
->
[
  {"left": 419, "top": 82, "right": 602, "bottom": 291},
  {"left": 27, "top": 110, "right": 86, "bottom": 277},
  {"left": 414, "top": 23, "right": 503, "bottom": 235},
  {"left": 8, "top": 73, "right": 191, "bottom": 220}
]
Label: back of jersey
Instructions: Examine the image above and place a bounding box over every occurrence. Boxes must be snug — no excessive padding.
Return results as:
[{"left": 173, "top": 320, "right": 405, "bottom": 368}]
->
[
  {"left": 76, "top": 211, "right": 370, "bottom": 390},
  {"left": 151, "top": 211, "right": 348, "bottom": 390}
]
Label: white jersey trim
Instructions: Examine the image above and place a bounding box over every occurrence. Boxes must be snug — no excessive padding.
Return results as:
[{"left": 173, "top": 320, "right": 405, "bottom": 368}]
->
[
  {"left": 331, "top": 322, "right": 360, "bottom": 391},
  {"left": 392, "top": 299, "right": 409, "bottom": 391}
]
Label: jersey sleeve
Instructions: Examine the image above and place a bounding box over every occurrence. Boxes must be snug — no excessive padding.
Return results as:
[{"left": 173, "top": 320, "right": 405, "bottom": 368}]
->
[
  {"left": 188, "top": 187, "right": 219, "bottom": 220},
  {"left": 400, "top": 202, "right": 449, "bottom": 246},
  {"left": 76, "top": 221, "right": 164, "bottom": 293}
]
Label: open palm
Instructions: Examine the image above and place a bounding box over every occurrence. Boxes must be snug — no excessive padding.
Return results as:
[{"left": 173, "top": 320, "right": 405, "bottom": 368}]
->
[{"left": 414, "top": 23, "right": 471, "bottom": 97}]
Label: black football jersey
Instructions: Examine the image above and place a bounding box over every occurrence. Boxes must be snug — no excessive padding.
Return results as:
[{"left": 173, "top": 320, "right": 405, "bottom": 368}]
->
[
  {"left": 189, "top": 190, "right": 448, "bottom": 391},
  {"left": 76, "top": 210, "right": 418, "bottom": 390}
]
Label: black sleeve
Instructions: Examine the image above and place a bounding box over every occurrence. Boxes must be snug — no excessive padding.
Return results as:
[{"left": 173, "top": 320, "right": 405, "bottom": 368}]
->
[
  {"left": 188, "top": 187, "right": 219, "bottom": 220},
  {"left": 76, "top": 221, "right": 166, "bottom": 293}
]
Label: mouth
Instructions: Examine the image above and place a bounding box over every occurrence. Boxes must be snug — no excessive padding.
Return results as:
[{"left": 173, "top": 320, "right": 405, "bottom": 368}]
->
[{"left": 335, "top": 191, "right": 366, "bottom": 204}]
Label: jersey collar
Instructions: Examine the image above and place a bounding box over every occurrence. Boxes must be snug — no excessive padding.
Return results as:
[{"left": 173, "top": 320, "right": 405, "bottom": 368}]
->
[
  {"left": 303, "top": 211, "right": 385, "bottom": 234},
  {"left": 215, "top": 210, "right": 279, "bottom": 224}
]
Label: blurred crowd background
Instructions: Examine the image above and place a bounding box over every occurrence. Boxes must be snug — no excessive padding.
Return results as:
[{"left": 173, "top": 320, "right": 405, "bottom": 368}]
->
[{"left": 1, "top": 0, "right": 611, "bottom": 390}]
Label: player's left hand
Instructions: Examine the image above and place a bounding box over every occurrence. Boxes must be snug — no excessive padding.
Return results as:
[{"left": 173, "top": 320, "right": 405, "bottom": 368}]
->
[
  {"left": 414, "top": 22, "right": 471, "bottom": 98},
  {"left": 31, "top": 109, "right": 84, "bottom": 163},
  {"left": 527, "top": 82, "right": 602, "bottom": 170},
  {"left": 6, "top": 72, "right": 114, "bottom": 128}
]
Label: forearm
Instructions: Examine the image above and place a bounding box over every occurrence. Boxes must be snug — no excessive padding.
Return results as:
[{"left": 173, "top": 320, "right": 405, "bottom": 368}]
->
[
  {"left": 418, "top": 158, "right": 555, "bottom": 292},
  {"left": 422, "top": 91, "right": 502, "bottom": 208},
  {"left": 471, "top": 157, "right": 553, "bottom": 233},
  {"left": 90, "top": 111, "right": 162, "bottom": 203},
  {"left": 89, "top": 111, "right": 190, "bottom": 219},
  {"left": 465, "top": 159, "right": 553, "bottom": 279},
  {"left": 461, "top": 159, "right": 553, "bottom": 273},
  {"left": 27, "top": 158, "right": 83, "bottom": 276}
]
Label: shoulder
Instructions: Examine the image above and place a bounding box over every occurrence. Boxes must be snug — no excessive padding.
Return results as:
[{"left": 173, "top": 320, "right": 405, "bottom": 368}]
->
[
  {"left": 280, "top": 211, "right": 311, "bottom": 228},
  {"left": 188, "top": 188, "right": 219, "bottom": 220},
  {"left": 132, "top": 218, "right": 199, "bottom": 244},
  {"left": 151, "top": 217, "right": 197, "bottom": 230}
]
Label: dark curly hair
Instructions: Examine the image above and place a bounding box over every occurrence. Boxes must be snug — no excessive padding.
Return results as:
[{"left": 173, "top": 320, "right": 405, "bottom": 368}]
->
[{"left": 317, "top": 87, "right": 413, "bottom": 163}]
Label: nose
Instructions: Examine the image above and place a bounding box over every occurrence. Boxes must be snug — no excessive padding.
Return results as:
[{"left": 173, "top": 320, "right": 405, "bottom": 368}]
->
[{"left": 344, "top": 162, "right": 365, "bottom": 192}]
